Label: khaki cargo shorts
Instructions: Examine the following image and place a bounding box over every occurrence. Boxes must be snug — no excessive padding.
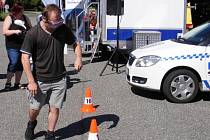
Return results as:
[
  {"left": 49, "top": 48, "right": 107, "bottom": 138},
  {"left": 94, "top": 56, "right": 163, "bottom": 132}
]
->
[{"left": 27, "top": 77, "right": 67, "bottom": 110}]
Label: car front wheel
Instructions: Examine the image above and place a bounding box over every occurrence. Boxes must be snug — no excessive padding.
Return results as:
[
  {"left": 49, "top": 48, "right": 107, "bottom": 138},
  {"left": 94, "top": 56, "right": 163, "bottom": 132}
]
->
[{"left": 162, "top": 69, "right": 198, "bottom": 103}]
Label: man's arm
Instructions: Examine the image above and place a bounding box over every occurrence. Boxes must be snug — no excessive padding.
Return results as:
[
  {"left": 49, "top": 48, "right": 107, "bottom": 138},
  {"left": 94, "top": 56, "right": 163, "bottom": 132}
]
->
[
  {"left": 74, "top": 41, "right": 82, "bottom": 71},
  {"left": 21, "top": 53, "right": 37, "bottom": 95}
]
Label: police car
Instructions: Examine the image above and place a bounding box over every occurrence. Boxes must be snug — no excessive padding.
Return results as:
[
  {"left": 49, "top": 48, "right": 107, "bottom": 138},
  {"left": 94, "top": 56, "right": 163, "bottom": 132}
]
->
[{"left": 126, "top": 22, "right": 210, "bottom": 103}]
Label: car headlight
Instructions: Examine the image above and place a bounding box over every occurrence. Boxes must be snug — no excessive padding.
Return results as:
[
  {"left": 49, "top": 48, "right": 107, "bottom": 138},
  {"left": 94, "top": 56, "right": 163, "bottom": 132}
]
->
[{"left": 135, "top": 55, "right": 161, "bottom": 67}]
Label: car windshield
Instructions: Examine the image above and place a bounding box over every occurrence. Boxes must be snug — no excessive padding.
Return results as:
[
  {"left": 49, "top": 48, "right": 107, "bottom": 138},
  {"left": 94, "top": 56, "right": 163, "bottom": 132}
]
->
[{"left": 177, "top": 22, "right": 210, "bottom": 45}]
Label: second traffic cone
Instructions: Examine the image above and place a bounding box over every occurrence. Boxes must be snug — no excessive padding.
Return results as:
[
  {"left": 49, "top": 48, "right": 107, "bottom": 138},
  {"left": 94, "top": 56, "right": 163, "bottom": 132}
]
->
[
  {"left": 88, "top": 119, "right": 99, "bottom": 140},
  {"left": 81, "top": 87, "right": 96, "bottom": 113}
]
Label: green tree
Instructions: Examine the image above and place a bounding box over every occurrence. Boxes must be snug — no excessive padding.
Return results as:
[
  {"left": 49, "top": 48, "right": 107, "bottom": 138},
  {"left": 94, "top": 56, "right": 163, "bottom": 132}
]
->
[
  {"left": 5, "top": 0, "right": 42, "bottom": 11},
  {"left": 30, "top": 0, "right": 40, "bottom": 6}
]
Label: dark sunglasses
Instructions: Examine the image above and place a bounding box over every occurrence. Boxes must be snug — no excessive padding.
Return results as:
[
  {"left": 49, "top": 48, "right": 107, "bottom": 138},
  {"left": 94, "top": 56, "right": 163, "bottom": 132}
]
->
[{"left": 46, "top": 18, "right": 64, "bottom": 25}]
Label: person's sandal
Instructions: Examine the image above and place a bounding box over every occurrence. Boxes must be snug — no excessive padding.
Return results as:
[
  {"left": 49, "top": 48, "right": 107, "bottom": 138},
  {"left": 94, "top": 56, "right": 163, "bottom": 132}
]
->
[
  {"left": 4, "top": 83, "right": 11, "bottom": 91},
  {"left": 19, "top": 84, "right": 26, "bottom": 89},
  {"left": 14, "top": 83, "right": 25, "bottom": 89}
]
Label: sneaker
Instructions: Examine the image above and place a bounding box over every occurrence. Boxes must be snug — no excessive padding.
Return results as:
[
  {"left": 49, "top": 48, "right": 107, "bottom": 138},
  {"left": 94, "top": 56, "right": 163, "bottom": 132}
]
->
[
  {"left": 25, "top": 120, "right": 37, "bottom": 140},
  {"left": 4, "top": 83, "right": 11, "bottom": 91},
  {"left": 44, "top": 131, "right": 56, "bottom": 140}
]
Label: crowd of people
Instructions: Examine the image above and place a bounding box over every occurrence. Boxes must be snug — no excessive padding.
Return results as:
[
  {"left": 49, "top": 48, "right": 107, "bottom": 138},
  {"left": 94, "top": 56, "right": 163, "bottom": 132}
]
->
[{"left": 2, "top": 1, "right": 82, "bottom": 140}]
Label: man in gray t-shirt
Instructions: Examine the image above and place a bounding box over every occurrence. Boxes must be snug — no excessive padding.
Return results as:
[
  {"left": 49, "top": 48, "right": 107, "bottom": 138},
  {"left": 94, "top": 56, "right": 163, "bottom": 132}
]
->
[{"left": 21, "top": 4, "right": 82, "bottom": 140}]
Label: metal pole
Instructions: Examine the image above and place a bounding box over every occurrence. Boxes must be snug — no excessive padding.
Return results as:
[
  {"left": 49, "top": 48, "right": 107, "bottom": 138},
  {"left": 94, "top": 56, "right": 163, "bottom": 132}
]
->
[
  {"left": 99, "top": 0, "right": 125, "bottom": 76},
  {"left": 116, "top": 0, "right": 120, "bottom": 73}
]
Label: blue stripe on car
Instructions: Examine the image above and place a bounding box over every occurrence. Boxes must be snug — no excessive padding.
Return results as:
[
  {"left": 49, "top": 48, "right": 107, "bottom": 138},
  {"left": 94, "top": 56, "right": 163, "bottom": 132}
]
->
[
  {"left": 203, "top": 80, "right": 210, "bottom": 89},
  {"left": 208, "top": 62, "right": 210, "bottom": 70},
  {"left": 162, "top": 53, "right": 210, "bottom": 61}
]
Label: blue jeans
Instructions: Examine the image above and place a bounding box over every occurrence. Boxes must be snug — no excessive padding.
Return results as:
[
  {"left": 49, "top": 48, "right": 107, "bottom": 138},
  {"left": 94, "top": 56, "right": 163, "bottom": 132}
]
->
[{"left": 6, "top": 48, "right": 23, "bottom": 72}]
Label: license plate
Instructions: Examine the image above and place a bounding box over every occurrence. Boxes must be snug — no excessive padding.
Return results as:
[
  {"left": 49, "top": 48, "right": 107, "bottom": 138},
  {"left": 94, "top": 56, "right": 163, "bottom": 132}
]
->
[{"left": 126, "top": 68, "right": 129, "bottom": 75}]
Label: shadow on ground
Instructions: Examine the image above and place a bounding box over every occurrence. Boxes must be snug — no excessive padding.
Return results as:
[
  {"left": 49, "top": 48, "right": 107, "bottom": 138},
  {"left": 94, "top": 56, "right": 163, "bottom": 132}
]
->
[
  {"left": 0, "top": 84, "right": 28, "bottom": 93},
  {"left": 131, "top": 86, "right": 165, "bottom": 101},
  {"left": 66, "top": 74, "right": 91, "bottom": 90},
  {"left": 193, "top": 91, "right": 210, "bottom": 102},
  {"left": 67, "top": 59, "right": 91, "bottom": 68},
  {"left": 34, "top": 131, "right": 47, "bottom": 139},
  {"left": 0, "top": 88, "right": 19, "bottom": 93},
  {"left": 54, "top": 114, "right": 119, "bottom": 140},
  {"left": 131, "top": 86, "right": 210, "bottom": 103},
  {"left": 97, "top": 53, "right": 128, "bottom": 76},
  {"left": 34, "top": 114, "right": 119, "bottom": 139},
  {"left": 0, "top": 74, "right": 6, "bottom": 79}
]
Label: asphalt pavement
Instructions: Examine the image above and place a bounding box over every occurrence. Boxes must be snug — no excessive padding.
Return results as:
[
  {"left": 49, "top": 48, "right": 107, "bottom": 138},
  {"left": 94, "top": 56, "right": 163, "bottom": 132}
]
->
[{"left": 1, "top": 12, "right": 210, "bottom": 140}]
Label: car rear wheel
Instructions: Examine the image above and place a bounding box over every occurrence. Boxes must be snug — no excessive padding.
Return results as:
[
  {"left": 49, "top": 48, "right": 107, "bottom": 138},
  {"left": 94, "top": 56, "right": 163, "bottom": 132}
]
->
[{"left": 162, "top": 69, "right": 198, "bottom": 103}]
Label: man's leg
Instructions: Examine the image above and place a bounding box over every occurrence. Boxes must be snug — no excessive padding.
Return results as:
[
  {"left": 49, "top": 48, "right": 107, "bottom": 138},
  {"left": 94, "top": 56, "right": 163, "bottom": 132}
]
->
[
  {"left": 48, "top": 107, "right": 59, "bottom": 131},
  {"left": 25, "top": 86, "right": 45, "bottom": 140},
  {"left": 45, "top": 77, "right": 66, "bottom": 140},
  {"left": 25, "top": 108, "right": 40, "bottom": 140},
  {"left": 44, "top": 107, "right": 59, "bottom": 140},
  {"left": 29, "top": 108, "right": 40, "bottom": 121}
]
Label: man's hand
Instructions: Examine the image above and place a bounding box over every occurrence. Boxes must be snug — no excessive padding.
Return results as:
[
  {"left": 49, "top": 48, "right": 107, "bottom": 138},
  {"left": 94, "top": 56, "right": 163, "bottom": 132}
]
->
[
  {"left": 74, "top": 57, "right": 82, "bottom": 71},
  {"left": 27, "top": 82, "right": 38, "bottom": 96},
  {"left": 74, "top": 41, "right": 82, "bottom": 71}
]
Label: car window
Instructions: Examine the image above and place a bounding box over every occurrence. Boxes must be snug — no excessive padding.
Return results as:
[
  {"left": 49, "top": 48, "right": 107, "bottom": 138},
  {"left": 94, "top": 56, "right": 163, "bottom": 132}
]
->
[{"left": 176, "top": 22, "right": 210, "bottom": 45}]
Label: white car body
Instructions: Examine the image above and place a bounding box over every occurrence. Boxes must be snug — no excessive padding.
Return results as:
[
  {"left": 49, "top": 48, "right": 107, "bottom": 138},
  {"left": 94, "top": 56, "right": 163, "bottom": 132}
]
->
[
  {"left": 126, "top": 21, "right": 210, "bottom": 103},
  {"left": 126, "top": 39, "right": 210, "bottom": 92}
]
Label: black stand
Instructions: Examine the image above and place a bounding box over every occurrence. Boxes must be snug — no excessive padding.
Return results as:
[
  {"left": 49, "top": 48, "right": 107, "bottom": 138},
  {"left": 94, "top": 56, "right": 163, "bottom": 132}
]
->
[{"left": 100, "top": 0, "right": 126, "bottom": 76}]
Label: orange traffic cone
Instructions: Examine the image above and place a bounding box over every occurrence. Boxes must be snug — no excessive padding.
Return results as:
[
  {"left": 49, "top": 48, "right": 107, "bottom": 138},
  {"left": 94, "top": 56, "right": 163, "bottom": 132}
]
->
[
  {"left": 81, "top": 87, "right": 96, "bottom": 113},
  {"left": 88, "top": 119, "right": 99, "bottom": 140}
]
